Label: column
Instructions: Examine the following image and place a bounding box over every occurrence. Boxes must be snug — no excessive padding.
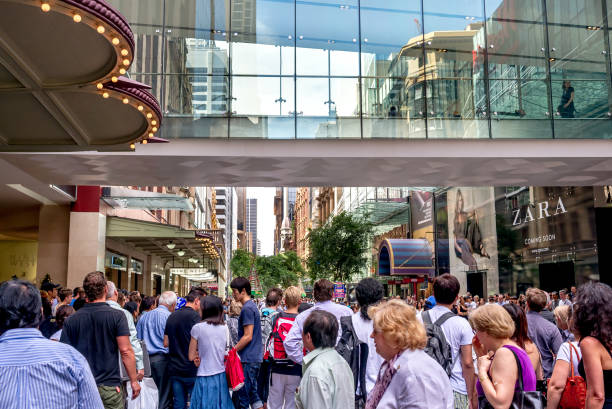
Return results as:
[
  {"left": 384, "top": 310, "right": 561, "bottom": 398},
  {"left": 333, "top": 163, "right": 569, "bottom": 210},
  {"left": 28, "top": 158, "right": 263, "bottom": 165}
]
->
[
  {"left": 36, "top": 205, "right": 70, "bottom": 286},
  {"left": 142, "top": 254, "right": 152, "bottom": 296},
  {"left": 66, "top": 187, "right": 106, "bottom": 289}
]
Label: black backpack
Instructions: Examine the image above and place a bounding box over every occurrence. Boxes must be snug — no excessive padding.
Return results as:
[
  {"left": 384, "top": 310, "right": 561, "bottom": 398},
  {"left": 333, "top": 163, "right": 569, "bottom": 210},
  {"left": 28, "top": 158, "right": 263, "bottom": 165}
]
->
[
  {"left": 336, "top": 315, "right": 369, "bottom": 400},
  {"left": 422, "top": 310, "right": 455, "bottom": 377}
]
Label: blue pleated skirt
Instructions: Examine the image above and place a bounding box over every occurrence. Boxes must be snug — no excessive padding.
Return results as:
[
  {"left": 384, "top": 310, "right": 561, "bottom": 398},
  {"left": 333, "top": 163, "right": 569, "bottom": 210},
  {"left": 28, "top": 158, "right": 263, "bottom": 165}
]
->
[{"left": 190, "top": 372, "right": 235, "bottom": 409}]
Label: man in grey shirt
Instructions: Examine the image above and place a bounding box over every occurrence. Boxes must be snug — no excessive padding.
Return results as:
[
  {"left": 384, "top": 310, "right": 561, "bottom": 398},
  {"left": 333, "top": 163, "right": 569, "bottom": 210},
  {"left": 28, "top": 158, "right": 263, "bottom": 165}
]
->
[{"left": 525, "top": 288, "right": 563, "bottom": 378}]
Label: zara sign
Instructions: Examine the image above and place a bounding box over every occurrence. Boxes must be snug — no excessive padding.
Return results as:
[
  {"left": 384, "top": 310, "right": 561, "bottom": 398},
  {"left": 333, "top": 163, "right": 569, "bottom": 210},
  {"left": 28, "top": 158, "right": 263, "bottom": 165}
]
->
[{"left": 512, "top": 197, "right": 568, "bottom": 226}]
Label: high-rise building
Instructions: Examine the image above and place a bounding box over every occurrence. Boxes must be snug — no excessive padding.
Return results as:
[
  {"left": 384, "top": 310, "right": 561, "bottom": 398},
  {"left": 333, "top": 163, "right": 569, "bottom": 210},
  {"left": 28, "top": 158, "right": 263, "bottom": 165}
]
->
[{"left": 246, "top": 198, "right": 258, "bottom": 254}]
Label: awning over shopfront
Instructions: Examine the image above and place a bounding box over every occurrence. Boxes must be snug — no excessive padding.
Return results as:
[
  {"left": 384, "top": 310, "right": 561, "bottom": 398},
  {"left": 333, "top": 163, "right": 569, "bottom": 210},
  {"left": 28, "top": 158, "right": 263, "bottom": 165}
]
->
[
  {"left": 102, "top": 187, "right": 193, "bottom": 211},
  {"left": 105, "top": 217, "right": 224, "bottom": 276},
  {"left": 378, "top": 238, "right": 435, "bottom": 277}
]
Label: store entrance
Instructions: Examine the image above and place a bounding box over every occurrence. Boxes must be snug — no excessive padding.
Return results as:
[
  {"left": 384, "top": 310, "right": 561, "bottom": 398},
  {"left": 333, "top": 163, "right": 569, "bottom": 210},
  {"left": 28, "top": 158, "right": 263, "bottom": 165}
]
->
[
  {"left": 596, "top": 208, "right": 612, "bottom": 286},
  {"left": 467, "top": 271, "right": 486, "bottom": 298},
  {"left": 539, "top": 261, "right": 574, "bottom": 292}
]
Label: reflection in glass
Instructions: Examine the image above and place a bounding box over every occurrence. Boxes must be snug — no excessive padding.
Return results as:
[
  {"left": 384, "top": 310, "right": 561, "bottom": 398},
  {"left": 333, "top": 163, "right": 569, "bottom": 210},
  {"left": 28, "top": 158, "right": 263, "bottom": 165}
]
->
[
  {"left": 360, "top": 0, "right": 422, "bottom": 78},
  {"left": 165, "top": 0, "right": 229, "bottom": 75},
  {"left": 231, "top": 0, "right": 295, "bottom": 75},
  {"left": 230, "top": 117, "right": 295, "bottom": 139},
  {"left": 552, "top": 81, "right": 611, "bottom": 138},
  {"left": 165, "top": 75, "right": 229, "bottom": 116},
  {"left": 362, "top": 77, "right": 423, "bottom": 119},
  {"left": 297, "top": 77, "right": 359, "bottom": 117},
  {"left": 296, "top": 0, "right": 359, "bottom": 76}
]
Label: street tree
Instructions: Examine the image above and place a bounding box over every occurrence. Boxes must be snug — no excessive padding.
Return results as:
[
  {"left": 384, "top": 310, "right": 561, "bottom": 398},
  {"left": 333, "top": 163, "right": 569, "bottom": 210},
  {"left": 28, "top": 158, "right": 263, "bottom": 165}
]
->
[{"left": 307, "top": 211, "right": 373, "bottom": 283}]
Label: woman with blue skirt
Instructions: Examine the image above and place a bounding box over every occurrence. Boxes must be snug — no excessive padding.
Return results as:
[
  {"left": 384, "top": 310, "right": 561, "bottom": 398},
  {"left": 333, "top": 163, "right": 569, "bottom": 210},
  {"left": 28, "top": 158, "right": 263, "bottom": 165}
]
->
[{"left": 189, "top": 295, "right": 234, "bottom": 409}]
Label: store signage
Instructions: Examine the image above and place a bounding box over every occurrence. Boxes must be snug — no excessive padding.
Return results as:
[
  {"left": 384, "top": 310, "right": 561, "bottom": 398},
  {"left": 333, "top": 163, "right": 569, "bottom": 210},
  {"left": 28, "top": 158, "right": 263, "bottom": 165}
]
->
[
  {"left": 512, "top": 197, "right": 568, "bottom": 226},
  {"left": 170, "top": 268, "right": 208, "bottom": 275},
  {"left": 333, "top": 283, "right": 346, "bottom": 298}
]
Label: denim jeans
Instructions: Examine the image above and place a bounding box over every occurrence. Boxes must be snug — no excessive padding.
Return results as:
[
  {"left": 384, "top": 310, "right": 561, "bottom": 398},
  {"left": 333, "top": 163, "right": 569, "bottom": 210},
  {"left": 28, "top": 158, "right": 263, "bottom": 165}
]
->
[
  {"left": 171, "top": 376, "right": 196, "bottom": 409},
  {"left": 238, "top": 362, "right": 263, "bottom": 409}
]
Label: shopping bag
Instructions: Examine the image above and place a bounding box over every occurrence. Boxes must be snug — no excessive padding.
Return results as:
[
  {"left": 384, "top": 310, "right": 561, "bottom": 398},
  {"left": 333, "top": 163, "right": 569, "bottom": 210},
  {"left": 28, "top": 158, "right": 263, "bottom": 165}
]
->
[
  {"left": 226, "top": 348, "right": 245, "bottom": 392},
  {"left": 126, "top": 377, "right": 159, "bottom": 409}
]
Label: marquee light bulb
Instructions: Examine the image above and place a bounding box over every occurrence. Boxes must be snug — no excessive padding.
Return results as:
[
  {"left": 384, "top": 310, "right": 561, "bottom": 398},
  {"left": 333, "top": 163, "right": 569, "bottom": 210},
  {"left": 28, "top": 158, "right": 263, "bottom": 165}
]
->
[
  {"left": 111, "top": 76, "right": 118, "bottom": 83},
  {"left": 102, "top": 92, "right": 109, "bottom": 98},
  {"left": 119, "top": 68, "right": 126, "bottom": 75},
  {"left": 41, "top": 2, "right": 50, "bottom": 12},
  {"left": 122, "top": 97, "right": 129, "bottom": 104},
  {"left": 151, "top": 120, "right": 157, "bottom": 126},
  {"left": 112, "top": 37, "right": 120, "bottom": 45},
  {"left": 122, "top": 59, "right": 130, "bottom": 66},
  {"left": 148, "top": 132, "right": 154, "bottom": 138},
  {"left": 130, "top": 143, "right": 135, "bottom": 149},
  {"left": 121, "top": 49, "right": 129, "bottom": 56},
  {"left": 152, "top": 127, "right": 158, "bottom": 132},
  {"left": 146, "top": 113, "right": 152, "bottom": 119},
  {"left": 97, "top": 25, "right": 105, "bottom": 34},
  {"left": 96, "top": 83, "right": 103, "bottom": 90},
  {"left": 142, "top": 139, "right": 148, "bottom": 144},
  {"left": 73, "top": 14, "right": 82, "bottom": 23}
]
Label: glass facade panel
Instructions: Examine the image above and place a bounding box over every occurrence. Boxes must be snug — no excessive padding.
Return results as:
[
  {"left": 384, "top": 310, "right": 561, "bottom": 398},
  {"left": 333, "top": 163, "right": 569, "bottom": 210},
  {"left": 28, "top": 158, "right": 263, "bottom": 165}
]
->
[
  {"left": 230, "top": 0, "right": 295, "bottom": 76},
  {"left": 360, "top": 0, "right": 422, "bottom": 78},
  {"left": 296, "top": 0, "right": 359, "bottom": 76},
  {"left": 108, "top": 0, "right": 612, "bottom": 139},
  {"left": 165, "top": 0, "right": 230, "bottom": 75}
]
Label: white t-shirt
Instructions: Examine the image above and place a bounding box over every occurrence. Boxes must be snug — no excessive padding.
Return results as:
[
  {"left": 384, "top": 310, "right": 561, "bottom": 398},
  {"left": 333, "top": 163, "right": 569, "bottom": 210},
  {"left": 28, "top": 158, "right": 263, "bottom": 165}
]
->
[
  {"left": 50, "top": 329, "right": 62, "bottom": 341},
  {"left": 556, "top": 341, "right": 581, "bottom": 374},
  {"left": 190, "top": 322, "right": 228, "bottom": 377},
  {"left": 351, "top": 312, "right": 384, "bottom": 396},
  {"left": 420, "top": 305, "right": 474, "bottom": 394}
]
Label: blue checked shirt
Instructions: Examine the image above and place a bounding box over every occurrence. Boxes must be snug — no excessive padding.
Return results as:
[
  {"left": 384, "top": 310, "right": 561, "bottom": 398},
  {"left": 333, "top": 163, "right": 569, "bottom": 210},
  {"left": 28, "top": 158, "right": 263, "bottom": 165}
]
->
[
  {"left": 0, "top": 328, "right": 104, "bottom": 409},
  {"left": 137, "top": 305, "right": 171, "bottom": 354}
]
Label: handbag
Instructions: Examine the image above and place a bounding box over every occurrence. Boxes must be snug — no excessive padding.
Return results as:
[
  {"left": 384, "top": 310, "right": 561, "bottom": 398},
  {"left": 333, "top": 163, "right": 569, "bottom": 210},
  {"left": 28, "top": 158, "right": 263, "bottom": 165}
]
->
[
  {"left": 478, "top": 348, "right": 544, "bottom": 409},
  {"left": 226, "top": 348, "right": 245, "bottom": 392},
  {"left": 558, "top": 343, "right": 586, "bottom": 409}
]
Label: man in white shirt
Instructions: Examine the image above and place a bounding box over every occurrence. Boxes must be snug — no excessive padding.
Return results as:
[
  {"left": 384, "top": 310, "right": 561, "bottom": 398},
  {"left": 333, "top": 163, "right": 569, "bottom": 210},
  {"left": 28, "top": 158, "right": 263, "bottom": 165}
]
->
[
  {"left": 284, "top": 279, "right": 352, "bottom": 365},
  {"left": 558, "top": 289, "right": 572, "bottom": 306},
  {"left": 420, "top": 274, "right": 477, "bottom": 409}
]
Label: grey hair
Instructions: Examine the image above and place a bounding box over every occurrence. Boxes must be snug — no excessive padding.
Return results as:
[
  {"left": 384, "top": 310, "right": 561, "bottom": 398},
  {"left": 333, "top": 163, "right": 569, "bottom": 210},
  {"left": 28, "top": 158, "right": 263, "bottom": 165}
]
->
[
  {"left": 159, "top": 291, "right": 177, "bottom": 307},
  {"left": 106, "top": 281, "right": 117, "bottom": 299}
]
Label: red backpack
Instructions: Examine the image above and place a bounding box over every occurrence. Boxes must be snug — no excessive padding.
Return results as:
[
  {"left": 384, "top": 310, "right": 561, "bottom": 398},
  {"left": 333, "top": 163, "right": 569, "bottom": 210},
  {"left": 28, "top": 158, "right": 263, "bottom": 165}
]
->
[{"left": 264, "top": 312, "right": 297, "bottom": 363}]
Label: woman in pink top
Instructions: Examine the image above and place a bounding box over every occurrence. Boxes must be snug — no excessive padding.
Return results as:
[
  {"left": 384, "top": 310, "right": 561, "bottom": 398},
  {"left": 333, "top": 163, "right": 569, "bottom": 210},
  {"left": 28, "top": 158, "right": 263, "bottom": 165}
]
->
[{"left": 470, "top": 304, "right": 537, "bottom": 408}]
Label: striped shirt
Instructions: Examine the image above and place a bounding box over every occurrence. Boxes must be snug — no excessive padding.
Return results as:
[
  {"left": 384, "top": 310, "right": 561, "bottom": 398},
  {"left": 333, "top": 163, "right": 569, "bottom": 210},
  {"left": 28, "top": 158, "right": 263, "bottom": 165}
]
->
[
  {"left": 0, "top": 328, "right": 103, "bottom": 409},
  {"left": 137, "top": 305, "right": 171, "bottom": 354}
]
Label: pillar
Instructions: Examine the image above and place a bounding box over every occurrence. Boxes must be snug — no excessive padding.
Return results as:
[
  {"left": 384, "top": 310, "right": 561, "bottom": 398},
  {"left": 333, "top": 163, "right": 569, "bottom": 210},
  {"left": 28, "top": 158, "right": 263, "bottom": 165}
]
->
[
  {"left": 36, "top": 205, "right": 71, "bottom": 286},
  {"left": 143, "top": 255, "right": 152, "bottom": 296},
  {"left": 66, "top": 187, "right": 106, "bottom": 289}
]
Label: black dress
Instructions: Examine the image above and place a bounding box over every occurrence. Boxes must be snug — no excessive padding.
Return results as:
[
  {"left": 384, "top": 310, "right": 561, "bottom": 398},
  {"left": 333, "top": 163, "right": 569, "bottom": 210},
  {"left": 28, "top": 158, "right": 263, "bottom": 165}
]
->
[{"left": 578, "top": 341, "right": 612, "bottom": 408}]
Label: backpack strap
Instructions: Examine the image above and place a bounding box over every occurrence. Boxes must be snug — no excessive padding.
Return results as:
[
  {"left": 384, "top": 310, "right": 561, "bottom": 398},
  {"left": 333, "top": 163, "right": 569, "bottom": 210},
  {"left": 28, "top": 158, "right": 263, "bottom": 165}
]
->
[
  {"left": 434, "top": 311, "right": 456, "bottom": 327},
  {"left": 422, "top": 310, "right": 433, "bottom": 325}
]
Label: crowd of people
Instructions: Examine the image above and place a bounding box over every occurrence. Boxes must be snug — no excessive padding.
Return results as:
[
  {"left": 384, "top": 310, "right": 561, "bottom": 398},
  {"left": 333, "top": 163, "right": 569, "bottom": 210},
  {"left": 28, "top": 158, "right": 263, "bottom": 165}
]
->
[{"left": 0, "top": 271, "right": 611, "bottom": 409}]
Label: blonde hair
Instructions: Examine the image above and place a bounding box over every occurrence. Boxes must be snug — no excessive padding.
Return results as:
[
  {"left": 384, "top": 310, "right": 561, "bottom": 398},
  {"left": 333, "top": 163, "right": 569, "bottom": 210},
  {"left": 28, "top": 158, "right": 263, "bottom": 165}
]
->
[
  {"left": 369, "top": 299, "right": 427, "bottom": 351},
  {"left": 284, "top": 286, "right": 301, "bottom": 308},
  {"left": 229, "top": 300, "right": 242, "bottom": 316},
  {"left": 553, "top": 305, "right": 571, "bottom": 327},
  {"left": 469, "top": 303, "right": 515, "bottom": 339}
]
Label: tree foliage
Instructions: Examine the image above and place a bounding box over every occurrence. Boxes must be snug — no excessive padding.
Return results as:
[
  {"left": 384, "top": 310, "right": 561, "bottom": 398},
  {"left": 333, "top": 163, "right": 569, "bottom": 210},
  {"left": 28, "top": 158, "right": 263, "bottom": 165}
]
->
[
  {"left": 229, "top": 249, "right": 305, "bottom": 293},
  {"left": 307, "top": 211, "right": 373, "bottom": 283}
]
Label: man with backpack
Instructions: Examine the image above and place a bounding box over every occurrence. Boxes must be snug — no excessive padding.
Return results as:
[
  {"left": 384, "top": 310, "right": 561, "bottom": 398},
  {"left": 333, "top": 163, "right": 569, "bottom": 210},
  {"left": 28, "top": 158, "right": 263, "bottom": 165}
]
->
[
  {"left": 265, "top": 286, "right": 302, "bottom": 409},
  {"left": 336, "top": 278, "right": 384, "bottom": 409},
  {"left": 420, "top": 274, "right": 477, "bottom": 409}
]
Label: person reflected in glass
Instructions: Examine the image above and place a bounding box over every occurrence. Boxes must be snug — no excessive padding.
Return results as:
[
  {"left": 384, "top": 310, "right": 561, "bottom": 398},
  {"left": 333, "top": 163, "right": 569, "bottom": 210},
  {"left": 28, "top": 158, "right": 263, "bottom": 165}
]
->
[
  {"left": 559, "top": 81, "right": 575, "bottom": 118},
  {"left": 453, "top": 189, "right": 489, "bottom": 271}
]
